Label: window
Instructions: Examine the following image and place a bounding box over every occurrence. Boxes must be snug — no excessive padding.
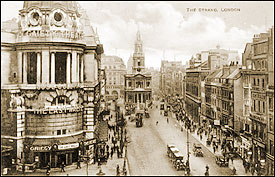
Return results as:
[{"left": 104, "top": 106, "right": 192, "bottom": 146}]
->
[
  {"left": 258, "top": 100, "right": 261, "bottom": 112},
  {"left": 257, "top": 78, "right": 260, "bottom": 86},
  {"left": 27, "top": 52, "right": 37, "bottom": 84},
  {"left": 147, "top": 82, "right": 150, "bottom": 87},
  {"left": 270, "top": 140, "right": 274, "bottom": 156},
  {"left": 269, "top": 97, "right": 274, "bottom": 111},
  {"left": 253, "top": 100, "right": 256, "bottom": 111},
  {"left": 270, "top": 117, "right": 274, "bottom": 131},
  {"left": 57, "top": 130, "right": 61, "bottom": 135},
  {"left": 263, "top": 102, "right": 265, "bottom": 113},
  {"left": 128, "top": 81, "right": 132, "bottom": 87},
  {"left": 62, "top": 129, "right": 66, "bottom": 135},
  {"left": 262, "top": 79, "right": 265, "bottom": 88},
  {"left": 55, "top": 52, "right": 67, "bottom": 84},
  {"left": 138, "top": 61, "right": 141, "bottom": 66},
  {"left": 253, "top": 78, "right": 256, "bottom": 86}
]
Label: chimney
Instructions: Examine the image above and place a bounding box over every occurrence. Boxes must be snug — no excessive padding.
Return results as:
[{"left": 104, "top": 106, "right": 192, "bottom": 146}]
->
[{"left": 222, "top": 65, "right": 230, "bottom": 76}]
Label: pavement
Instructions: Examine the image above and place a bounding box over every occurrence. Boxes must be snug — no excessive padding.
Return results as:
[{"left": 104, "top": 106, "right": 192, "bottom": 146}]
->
[
  {"left": 7, "top": 101, "right": 130, "bottom": 176},
  {"left": 168, "top": 106, "right": 253, "bottom": 176}
]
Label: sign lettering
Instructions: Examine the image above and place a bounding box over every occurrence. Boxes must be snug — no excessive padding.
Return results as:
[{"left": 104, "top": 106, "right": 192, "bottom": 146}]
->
[
  {"left": 31, "top": 106, "right": 83, "bottom": 115},
  {"left": 58, "top": 143, "right": 79, "bottom": 150},
  {"left": 29, "top": 146, "right": 52, "bottom": 152}
]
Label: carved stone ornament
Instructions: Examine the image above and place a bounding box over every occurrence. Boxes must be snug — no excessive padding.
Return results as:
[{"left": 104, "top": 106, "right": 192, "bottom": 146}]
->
[
  {"left": 28, "top": 9, "right": 42, "bottom": 27},
  {"left": 23, "top": 91, "right": 40, "bottom": 99},
  {"left": 51, "top": 9, "right": 66, "bottom": 27}
]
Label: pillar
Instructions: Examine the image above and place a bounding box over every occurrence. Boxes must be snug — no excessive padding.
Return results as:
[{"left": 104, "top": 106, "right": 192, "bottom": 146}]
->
[
  {"left": 23, "top": 52, "right": 27, "bottom": 84},
  {"left": 141, "top": 93, "right": 143, "bottom": 103},
  {"left": 42, "top": 50, "right": 50, "bottom": 84},
  {"left": 67, "top": 53, "right": 71, "bottom": 84},
  {"left": 80, "top": 54, "right": 84, "bottom": 83},
  {"left": 17, "top": 51, "right": 22, "bottom": 83},
  {"left": 72, "top": 51, "right": 77, "bottom": 83},
  {"left": 76, "top": 53, "right": 79, "bottom": 83},
  {"left": 51, "top": 52, "right": 55, "bottom": 84},
  {"left": 37, "top": 52, "right": 41, "bottom": 84}
]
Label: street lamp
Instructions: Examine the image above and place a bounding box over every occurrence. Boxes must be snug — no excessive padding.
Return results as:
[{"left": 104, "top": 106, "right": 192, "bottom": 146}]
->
[{"left": 185, "top": 116, "right": 191, "bottom": 175}]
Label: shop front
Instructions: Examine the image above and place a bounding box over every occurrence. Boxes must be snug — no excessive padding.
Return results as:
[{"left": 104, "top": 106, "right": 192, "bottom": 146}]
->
[{"left": 26, "top": 141, "right": 81, "bottom": 169}]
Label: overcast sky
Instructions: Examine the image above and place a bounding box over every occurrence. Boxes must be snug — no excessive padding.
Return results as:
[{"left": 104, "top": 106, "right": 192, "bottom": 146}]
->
[{"left": 1, "top": 1, "right": 274, "bottom": 69}]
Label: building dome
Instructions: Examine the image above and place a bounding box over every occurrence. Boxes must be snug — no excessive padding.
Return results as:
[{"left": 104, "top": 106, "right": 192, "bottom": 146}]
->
[{"left": 23, "top": 1, "right": 78, "bottom": 12}]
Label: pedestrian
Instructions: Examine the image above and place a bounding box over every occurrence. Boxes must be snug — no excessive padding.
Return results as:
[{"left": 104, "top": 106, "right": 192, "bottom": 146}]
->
[
  {"left": 231, "top": 155, "right": 234, "bottom": 164},
  {"left": 213, "top": 146, "right": 216, "bottom": 153},
  {"left": 245, "top": 163, "right": 248, "bottom": 174},
  {"left": 106, "top": 144, "right": 109, "bottom": 152},
  {"left": 156, "top": 121, "right": 158, "bottom": 125},
  {"left": 107, "top": 150, "right": 110, "bottom": 160},
  {"left": 200, "top": 134, "right": 203, "bottom": 140},
  {"left": 251, "top": 166, "right": 255, "bottom": 176},
  {"left": 46, "top": 163, "right": 51, "bottom": 176},
  {"left": 111, "top": 148, "right": 114, "bottom": 159},
  {"left": 76, "top": 159, "right": 81, "bottom": 169},
  {"left": 167, "top": 118, "right": 169, "bottom": 124},
  {"left": 61, "top": 161, "right": 65, "bottom": 172},
  {"left": 22, "top": 164, "right": 25, "bottom": 175},
  {"left": 116, "top": 164, "right": 120, "bottom": 176}
]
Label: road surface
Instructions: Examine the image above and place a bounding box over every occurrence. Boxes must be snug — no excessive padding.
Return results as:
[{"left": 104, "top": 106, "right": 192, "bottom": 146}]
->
[{"left": 127, "top": 101, "right": 234, "bottom": 176}]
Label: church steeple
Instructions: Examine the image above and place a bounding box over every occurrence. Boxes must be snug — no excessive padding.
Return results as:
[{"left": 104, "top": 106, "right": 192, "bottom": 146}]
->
[
  {"left": 134, "top": 30, "right": 143, "bottom": 54},
  {"left": 132, "top": 30, "right": 145, "bottom": 73}
]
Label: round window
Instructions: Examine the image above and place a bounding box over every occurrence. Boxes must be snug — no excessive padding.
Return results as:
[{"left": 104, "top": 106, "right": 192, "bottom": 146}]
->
[
  {"left": 54, "top": 12, "right": 62, "bottom": 22},
  {"left": 32, "top": 12, "right": 39, "bottom": 21}
]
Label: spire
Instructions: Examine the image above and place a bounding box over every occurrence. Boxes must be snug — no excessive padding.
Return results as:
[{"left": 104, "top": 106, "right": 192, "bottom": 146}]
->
[{"left": 136, "top": 30, "right": 141, "bottom": 41}]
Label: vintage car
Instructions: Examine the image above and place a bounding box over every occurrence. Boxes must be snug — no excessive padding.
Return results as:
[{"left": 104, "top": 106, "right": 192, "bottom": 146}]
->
[
  {"left": 168, "top": 147, "right": 180, "bottom": 159},
  {"left": 173, "top": 152, "right": 185, "bottom": 170},
  {"left": 215, "top": 155, "right": 229, "bottom": 167},
  {"left": 167, "top": 144, "right": 176, "bottom": 155},
  {"left": 193, "top": 144, "right": 203, "bottom": 157}
]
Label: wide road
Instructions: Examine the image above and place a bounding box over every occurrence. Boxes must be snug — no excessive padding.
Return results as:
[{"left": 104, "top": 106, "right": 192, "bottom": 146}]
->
[{"left": 127, "top": 101, "right": 234, "bottom": 176}]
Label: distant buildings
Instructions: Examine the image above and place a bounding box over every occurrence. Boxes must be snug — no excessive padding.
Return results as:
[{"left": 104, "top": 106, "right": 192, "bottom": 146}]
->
[
  {"left": 160, "top": 60, "right": 185, "bottom": 97},
  {"left": 101, "top": 54, "right": 126, "bottom": 100}
]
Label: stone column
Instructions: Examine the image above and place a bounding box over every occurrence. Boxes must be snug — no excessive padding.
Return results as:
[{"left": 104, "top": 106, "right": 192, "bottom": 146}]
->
[
  {"left": 41, "top": 51, "right": 50, "bottom": 84},
  {"left": 51, "top": 52, "right": 55, "bottom": 84},
  {"left": 76, "top": 53, "right": 79, "bottom": 83},
  {"left": 66, "top": 52, "right": 71, "bottom": 84},
  {"left": 72, "top": 51, "right": 77, "bottom": 83},
  {"left": 80, "top": 54, "right": 84, "bottom": 83},
  {"left": 23, "top": 52, "right": 27, "bottom": 84},
  {"left": 37, "top": 52, "right": 41, "bottom": 84},
  {"left": 17, "top": 51, "right": 22, "bottom": 83}
]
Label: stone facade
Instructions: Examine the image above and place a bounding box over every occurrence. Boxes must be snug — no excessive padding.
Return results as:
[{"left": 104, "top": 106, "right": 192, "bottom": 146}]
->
[{"left": 1, "top": 1, "right": 104, "bottom": 171}]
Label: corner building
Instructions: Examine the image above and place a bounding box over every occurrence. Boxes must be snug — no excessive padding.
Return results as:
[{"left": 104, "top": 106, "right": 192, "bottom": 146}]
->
[{"left": 1, "top": 1, "right": 104, "bottom": 171}]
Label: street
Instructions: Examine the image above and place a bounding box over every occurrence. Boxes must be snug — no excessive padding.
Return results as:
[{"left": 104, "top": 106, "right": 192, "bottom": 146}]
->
[{"left": 127, "top": 101, "right": 234, "bottom": 176}]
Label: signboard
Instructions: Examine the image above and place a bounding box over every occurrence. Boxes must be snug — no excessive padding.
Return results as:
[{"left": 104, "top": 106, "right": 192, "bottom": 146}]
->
[
  {"left": 84, "top": 139, "right": 96, "bottom": 146},
  {"left": 214, "top": 120, "right": 220, "bottom": 125},
  {"left": 29, "top": 145, "right": 52, "bottom": 152},
  {"left": 31, "top": 106, "right": 83, "bottom": 115},
  {"left": 58, "top": 143, "right": 79, "bottom": 150}
]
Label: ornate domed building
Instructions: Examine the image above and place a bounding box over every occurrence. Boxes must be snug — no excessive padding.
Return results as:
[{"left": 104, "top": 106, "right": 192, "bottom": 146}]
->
[{"left": 1, "top": 1, "right": 104, "bottom": 172}]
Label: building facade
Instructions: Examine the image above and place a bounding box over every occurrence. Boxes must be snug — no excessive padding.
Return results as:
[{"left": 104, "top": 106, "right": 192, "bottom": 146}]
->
[
  {"left": 124, "top": 30, "right": 152, "bottom": 109},
  {"left": 101, "top": 54, "right": 126, "bottom": 100},
  {"left": 159, "top": 60, "right": 185, "bottom": 97},
  {"left": 241, "top": 27, "right": 274, "bottom": 175},
  {"left": 1, "top": 1, "right": 104, "bottom": 172}
]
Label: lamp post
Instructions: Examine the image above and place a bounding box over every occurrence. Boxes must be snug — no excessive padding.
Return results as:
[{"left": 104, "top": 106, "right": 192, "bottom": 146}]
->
[{"left": 186, "top": 116, "right": 191, "bottom": 175}]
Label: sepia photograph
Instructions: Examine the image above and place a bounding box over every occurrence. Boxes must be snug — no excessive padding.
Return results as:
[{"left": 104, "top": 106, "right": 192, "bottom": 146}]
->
[{"left": 1, "top": 1, "right": 274, "bottom": 176}]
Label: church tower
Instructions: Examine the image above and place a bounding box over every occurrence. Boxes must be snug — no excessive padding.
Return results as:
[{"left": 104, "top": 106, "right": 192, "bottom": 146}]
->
[{"left": 132, "top": 30, "right": 145, "bottom": 73}]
